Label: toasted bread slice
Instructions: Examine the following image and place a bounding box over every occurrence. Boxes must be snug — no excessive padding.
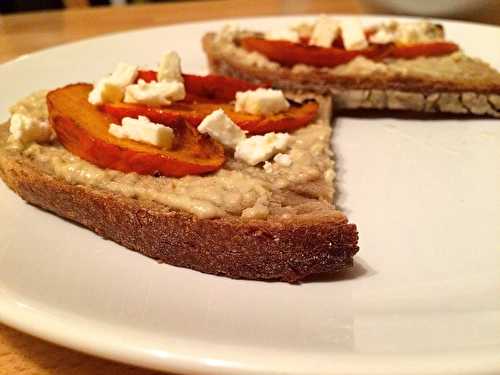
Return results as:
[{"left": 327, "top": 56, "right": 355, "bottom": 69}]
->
[
  {"left": 0, "top": 92, "right": 358, "bottom": 282},
  {"left": 203, "top": 30, "right": 500, "bottom": 117}
]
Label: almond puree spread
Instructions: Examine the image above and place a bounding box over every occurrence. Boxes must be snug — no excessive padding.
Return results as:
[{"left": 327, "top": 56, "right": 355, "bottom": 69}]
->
[{"left": 1, "top": 92, "right": 334, "bottom": 219}]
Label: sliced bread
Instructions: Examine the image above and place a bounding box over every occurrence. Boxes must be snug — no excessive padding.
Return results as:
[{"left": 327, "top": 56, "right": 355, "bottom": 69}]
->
[
  {"left": 0, "top": 91, "right": 358, "bottom": 282},
  {"left": 203, "top": 28, "right": 500, "bottom": 117}
]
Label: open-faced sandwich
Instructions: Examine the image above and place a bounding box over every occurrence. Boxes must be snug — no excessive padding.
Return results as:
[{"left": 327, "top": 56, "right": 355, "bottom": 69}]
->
[
  {"left": 0, "top": 52, "right": 358, "bottom": 282},
  {"left": 203, "top": 16, "right": 500, "bottom": 117}
]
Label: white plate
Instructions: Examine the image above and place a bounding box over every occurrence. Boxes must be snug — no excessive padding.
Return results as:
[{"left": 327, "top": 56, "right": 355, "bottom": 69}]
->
[{"left": 1, "top": 15, "right": 499, "bottom": 375}]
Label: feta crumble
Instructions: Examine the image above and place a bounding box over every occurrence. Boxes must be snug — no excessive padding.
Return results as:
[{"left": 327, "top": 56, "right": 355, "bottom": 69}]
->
[
  {"left": 88, "top": 62, "right": 138, "bottom": 105},
  {"left": 234, "top": 132, "right": 290, "bottom": 166},
  {"left": 309, "top": 15, "right": 339, "bottom": 48},
  {"left": 235, "top": 88, "right": 290, "bottom": 116},
  {"left": 197, "top": 109, "right": 246, "bottom": 149},
  {"left": 108, "top": 115, "right": 174, "bottom": 149},
  {"left": 157, "top": 51, "right": 183, "bottom": 82},
  {"left": 9, "top": 113, "right": 54, "bottom": 144},
  {"left": 124, "top": 79, "right": 185, "bottom": 106}
]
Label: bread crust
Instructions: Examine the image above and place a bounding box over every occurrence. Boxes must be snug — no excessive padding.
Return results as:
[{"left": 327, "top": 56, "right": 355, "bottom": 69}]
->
[{"left": 0, "top": 145, "right": 358, "bottom": 283}]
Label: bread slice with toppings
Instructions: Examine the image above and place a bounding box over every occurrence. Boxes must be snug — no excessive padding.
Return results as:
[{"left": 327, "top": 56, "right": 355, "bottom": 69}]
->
[
  {"left": 0, "top": 91, "right": 358, "bottom": 282},
  {"left": 202, "top": 21, "right": 500, "bottom": 117}
]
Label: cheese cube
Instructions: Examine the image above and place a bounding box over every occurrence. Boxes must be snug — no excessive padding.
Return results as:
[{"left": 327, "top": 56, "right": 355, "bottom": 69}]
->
[
  {"left": 9, "top": 113, "right": 54, "bottom": 144},
  {"left": 265, "top": 29, "right": 300, "bottom": 43},
  {"left": 273, "top": 153, "right": 292, "bottom": 167},
  {"left": 396, "top": 21, "right": 443, "bottom": 44},
  {"left": 88, "top": 80, "right": 124, "bottom": 105},
  {"left": 88, "top": 62, "right": 138, "bottom": 105},
  {"left": 263, "top": 161, "right": 273, "bottom": 173},
  {"left": 108, "top": 62, "right": 139, "bottom": 87},
  {"left": 235, "top": 132, "right": 290, "bottom": 166},
  {"left": 309, "top": 15, "right": 340, "bottom": 48},
  {"left": 368, "top": 20, "right": 443, "bottom": 45},
  {"left": 235, "top": 88, "right": 290, "bottom": 116},
  {"left": 369, "top": 27, "right": 396, "bottom": 44},
  {"left": 290, "top": 21, "right": 314, "bottom": 39},
  {"left": 157, "top": 51, "right": 183, "bottom": 82},
  {"left": 197, "top": 109, "right": 246, "bottom": 149},
  {"left": 108, "top": 115, "right": 174, "bottom": 149},
  {"left": 124, "top": 79, "right": 185, "bottom": 106},
  {"left": 340, "top": 18, "right": 368, "bottom": 51},
  {"left": 215, "top": 24, "right": 240, "bottom": 43}
]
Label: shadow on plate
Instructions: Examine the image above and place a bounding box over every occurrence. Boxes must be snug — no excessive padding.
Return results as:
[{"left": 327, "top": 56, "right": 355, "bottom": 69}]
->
[
  {"left": 336, "top": 109, "right": 495, "bottom": 122},
  {"left": 300, "top": 257, "right": 376, "bottom": 284}
]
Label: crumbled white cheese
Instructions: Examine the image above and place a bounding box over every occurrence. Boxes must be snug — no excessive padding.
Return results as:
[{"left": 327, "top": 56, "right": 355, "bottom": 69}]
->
[
  {"left": 396, "top": 20, "right": 443, "bottom": 44},
  {"left": 369, "top": 19, "right": 399, "bottom": 45},
  {"left": 215, "top": 24, "right": 240, "bottom": 43},
  {"left": 88, "top": 81, "right": 123, "bottom": 105},
  {"left": 8, "top": 113, "right": 54, "bottom": 144},
  {"left": 309, "top": 15, "right": 339, "bottom": 48},
  {"left": 235, "top": 132, "right": 290, "bottom": 166},
  {"left": 263, "top": 161, "right": 273, "bottom": 173},
  {"left": 235, "top": 88, "right": 290, "bottom": 116},
  {"left": 124, "top": 79, "right": 185, "bottom": 106},
  {"left": 369, "top": 20, "right": 444, "bottom": 45},
  {"left": 369, "top": 27, "right": 396, "bottom": 44},
  {"left": 340, "top": 18, "right": 368, "bottom": 51},
  {"left": 157, "top": 51, "right": 183, "bottom": 82},
  {"left": 107, "top": 62, "right": 139, "bottom": 88},
  {"left": 290, "top": 21, "right": 314, "bottom": 39},
  {"left": 273, "top": 153, "right": 292, "bottom": 167},
  {"left": 108, "top": 115, "right": 174, "bottom": 148},
  {"left": 88, "top": 62, "right": 138, "bottom": 105},
  {"left": 197, "top": 109, "right": 246, "bottom": 149},
  {"left": 265, "top": 29, "right": 300, "bottom": 43}
]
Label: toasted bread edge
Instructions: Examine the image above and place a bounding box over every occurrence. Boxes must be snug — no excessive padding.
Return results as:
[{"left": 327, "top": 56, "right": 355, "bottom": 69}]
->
[{"left": 0, "top": 140, "right": 358, "bottom": 282}]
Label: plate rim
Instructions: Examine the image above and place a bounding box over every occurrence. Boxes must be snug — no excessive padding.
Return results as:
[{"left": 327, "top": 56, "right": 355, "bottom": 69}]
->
[{"left": 1, "top": 291, "right": 499, "bottom": 375}]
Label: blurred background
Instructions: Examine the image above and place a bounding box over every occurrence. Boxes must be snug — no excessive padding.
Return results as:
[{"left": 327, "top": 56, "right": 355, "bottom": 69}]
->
[
  {"left": 1, "top": 0, "right": 140, "bottom": 13},
  {"left": 0, "top": 0, "right": 204, "bottom": 14},
  {"left": 1, "top": 0, "right": 498, "bottom": 65},
  {"left": 0, "top": 0, "right": 498, "bottom": 20}
]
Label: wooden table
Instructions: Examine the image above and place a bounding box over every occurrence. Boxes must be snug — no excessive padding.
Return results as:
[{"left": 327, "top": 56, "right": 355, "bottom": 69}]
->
[
  {"left": 2, "top": 0, "right": 500, "bottom": 64},
  {"left": 0, "top": 1, "right": 499, "bottom": 374}
]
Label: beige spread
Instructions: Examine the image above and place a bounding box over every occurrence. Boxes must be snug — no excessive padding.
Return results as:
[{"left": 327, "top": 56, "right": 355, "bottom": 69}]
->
[
  {"left": 2, "top": 92, "right": 334, "bottom": 220},
  {"left": 327, "top": 54, "right": 500, "bottom": 84}
]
